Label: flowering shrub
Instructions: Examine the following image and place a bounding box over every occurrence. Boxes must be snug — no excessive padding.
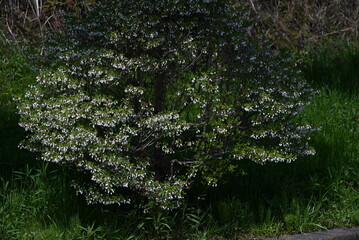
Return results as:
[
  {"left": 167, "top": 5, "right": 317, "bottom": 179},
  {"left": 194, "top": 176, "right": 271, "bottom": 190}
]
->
[{"left": 18, "top": 0, "right": 315, "bottom": 209}]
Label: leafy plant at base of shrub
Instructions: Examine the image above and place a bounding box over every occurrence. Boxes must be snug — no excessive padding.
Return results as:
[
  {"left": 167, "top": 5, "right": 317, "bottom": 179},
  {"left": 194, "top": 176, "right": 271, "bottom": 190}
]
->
[{"left": 17, "top": 0, "right": 315, "bottom": 210}]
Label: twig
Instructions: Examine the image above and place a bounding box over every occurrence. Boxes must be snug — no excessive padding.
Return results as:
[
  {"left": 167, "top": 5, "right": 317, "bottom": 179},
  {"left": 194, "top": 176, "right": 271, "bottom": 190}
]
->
[
  {"left": 248, "top": 0, "right": 257, "bottom": 13},
  {"left": 6, "top": 17, "right": 16, "bottom": 40}
]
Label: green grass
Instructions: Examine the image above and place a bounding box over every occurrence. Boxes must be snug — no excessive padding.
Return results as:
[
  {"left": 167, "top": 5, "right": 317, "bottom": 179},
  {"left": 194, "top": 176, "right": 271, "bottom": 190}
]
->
[
  {"left": 0, "top": 163, "right": 117, "bottom": 239},
  {"left": 300, "top": 39, "right": 359, "bottom": 94},
  {"left": 0, "top": 35, "right": 38, "bottom": 172},
  {"left": 0, "top": 37, "right": 359, "bottom": 239}
]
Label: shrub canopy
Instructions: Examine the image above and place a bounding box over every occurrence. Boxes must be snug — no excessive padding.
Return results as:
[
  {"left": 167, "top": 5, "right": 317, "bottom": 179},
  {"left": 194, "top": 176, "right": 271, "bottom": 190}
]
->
[{"left": 18, "top": 0, "right": 315, "bottom": 209}]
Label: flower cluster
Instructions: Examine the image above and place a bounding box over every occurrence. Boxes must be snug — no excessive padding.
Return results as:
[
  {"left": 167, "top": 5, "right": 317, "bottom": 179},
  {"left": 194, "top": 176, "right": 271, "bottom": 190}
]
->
[{"left": 18, "top": 0, "right": 315, "bottom": 209}]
